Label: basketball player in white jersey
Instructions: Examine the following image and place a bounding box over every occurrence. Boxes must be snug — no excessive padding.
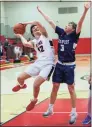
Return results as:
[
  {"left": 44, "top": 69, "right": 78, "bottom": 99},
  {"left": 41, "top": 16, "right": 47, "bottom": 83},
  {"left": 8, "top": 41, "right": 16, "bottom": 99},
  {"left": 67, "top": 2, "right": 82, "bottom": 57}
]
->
[{"left": 12, "top": 21, "right": 55, "bottom": 111}]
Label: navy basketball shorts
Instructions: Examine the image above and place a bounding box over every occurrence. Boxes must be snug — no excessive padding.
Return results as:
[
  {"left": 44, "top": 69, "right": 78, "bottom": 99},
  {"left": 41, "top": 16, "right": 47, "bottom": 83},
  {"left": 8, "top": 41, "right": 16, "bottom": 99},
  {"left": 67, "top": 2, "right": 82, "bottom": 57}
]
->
[{"left": 52, "top": 62, "right": 76, "bottom": 85}]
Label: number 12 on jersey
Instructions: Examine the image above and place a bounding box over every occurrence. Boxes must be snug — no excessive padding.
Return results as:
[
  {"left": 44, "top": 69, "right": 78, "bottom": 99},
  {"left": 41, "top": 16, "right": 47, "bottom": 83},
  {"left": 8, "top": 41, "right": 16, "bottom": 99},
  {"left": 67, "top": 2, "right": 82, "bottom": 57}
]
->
[
  {"left": 60, "top": 45, "right": 64, "bottom": 51},
  {"left": 38, "top": 45, "right": 44, "bottom": 52}
]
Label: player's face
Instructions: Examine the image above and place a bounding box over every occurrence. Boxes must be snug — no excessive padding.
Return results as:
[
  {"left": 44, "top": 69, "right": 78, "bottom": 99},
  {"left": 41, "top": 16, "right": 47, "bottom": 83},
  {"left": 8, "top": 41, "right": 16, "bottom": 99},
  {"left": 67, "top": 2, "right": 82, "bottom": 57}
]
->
[
  {"left": 32, "top": 26, "right": 41, "bottom": 37},
  {"left": 64, "top": 23, "right": 74, "bottom": 33}
]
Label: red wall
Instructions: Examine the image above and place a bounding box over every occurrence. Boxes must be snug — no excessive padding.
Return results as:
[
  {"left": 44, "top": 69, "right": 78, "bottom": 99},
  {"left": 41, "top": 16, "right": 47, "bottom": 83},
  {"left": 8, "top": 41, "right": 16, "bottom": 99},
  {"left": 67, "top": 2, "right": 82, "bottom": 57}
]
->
[{"left": 53, "top": 38, "right": 91, "bottom": 54}]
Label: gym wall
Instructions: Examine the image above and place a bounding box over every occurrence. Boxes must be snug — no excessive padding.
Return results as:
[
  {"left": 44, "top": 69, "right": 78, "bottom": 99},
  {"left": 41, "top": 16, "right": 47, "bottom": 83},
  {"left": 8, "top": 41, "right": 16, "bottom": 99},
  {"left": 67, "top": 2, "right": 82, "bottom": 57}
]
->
[{"left": 1, "top": 1, "right": 91, "bottom": 54}]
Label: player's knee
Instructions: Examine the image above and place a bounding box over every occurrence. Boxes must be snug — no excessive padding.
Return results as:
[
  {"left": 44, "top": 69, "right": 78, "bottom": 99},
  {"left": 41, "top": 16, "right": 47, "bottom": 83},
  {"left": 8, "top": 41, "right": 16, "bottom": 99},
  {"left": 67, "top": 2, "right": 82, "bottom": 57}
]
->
[
  {"left": 52, "top": 83, "right": 60, "bottom": 92},
  {"left": 68, "top": 85, "right": 75, "bottom": 94},
  {"left": 34, "top": 84, "right": 39, "bottom": 88},
  {"left": 33, "top": 84, "right": 40, "bottom": 91}
]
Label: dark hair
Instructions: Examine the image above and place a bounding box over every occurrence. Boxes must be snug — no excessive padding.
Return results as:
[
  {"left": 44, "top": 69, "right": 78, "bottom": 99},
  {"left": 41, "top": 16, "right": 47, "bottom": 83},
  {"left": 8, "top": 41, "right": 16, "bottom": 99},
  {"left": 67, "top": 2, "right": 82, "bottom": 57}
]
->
[
  {"left": 69, "top": 22, "right": 77, "bottom": 30},
  {"left": 30, "top": 25, "right": 36, "bottom": 37}
]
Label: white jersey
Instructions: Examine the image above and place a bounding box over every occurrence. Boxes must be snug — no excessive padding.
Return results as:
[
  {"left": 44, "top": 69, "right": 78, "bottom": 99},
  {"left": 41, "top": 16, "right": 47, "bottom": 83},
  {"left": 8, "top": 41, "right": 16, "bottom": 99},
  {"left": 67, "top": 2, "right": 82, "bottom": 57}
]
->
[
  {"left": 25, "top": 35, "right": 55, "bottom": 79},
  {"left": 32, "top": 35, "right": 55, "bottom": 61}
]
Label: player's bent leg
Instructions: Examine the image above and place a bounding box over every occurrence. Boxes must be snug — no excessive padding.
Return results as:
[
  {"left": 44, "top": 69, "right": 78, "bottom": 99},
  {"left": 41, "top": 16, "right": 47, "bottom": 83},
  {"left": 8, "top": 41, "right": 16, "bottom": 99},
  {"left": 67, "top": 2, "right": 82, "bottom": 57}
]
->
[
  {"left": 68, "top": 84, "right": 76, "bottom": 108},
  {"left": 17, "top": 72, "right": 31, "bottom": 86},
  {"left": 68, "top": 84, "right": 77, "bottom": 124},
  {"left": 43, "top": 63, "right": 61, "bottom": 117},
  {"left": 33, "top": 76, "right": 45, "bottom": 99},
  {"left": 43, "top": 83, "right": 60, "bottom": 117},
  {"left": 12, "top": 72, "right": 31, "bottom": 92},
  {"left": 12, "top": 63, "right": 40, "bottom": 92},
  {"left": 26, "top": 76, "right": 45, "bottom": 111},
  {"left": 50, "top": 83, "right": 60, "bottom": 104}
]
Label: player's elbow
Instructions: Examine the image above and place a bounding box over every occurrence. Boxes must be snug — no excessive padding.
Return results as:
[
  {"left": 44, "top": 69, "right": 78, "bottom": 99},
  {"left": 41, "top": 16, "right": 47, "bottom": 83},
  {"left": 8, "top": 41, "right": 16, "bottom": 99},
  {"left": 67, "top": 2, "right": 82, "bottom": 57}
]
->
[
  {"left": 48, "top": 19, "right": 53, "bottom": 24},
  {"left": 76, "top": 27, "right": 81, "bottom": 34},
  {"left": 35, "top": 21, "right": 41, "bottom": 26},
  {"left": 76, "top": 24, "right": 82, "bottom": 34},
  {"left": 49, "top": 21, "right": 56, "bottom": 30}
]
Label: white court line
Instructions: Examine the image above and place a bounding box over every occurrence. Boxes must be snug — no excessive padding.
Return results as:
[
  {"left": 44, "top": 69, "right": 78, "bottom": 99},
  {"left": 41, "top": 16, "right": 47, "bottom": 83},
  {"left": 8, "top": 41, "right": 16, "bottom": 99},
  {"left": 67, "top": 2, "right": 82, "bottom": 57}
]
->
[
  {"left": 26, "top": 112, "right": 87, "bottom": 114},
  {"left": 2, "top": 111, "right": 87, "bottom": 114}
]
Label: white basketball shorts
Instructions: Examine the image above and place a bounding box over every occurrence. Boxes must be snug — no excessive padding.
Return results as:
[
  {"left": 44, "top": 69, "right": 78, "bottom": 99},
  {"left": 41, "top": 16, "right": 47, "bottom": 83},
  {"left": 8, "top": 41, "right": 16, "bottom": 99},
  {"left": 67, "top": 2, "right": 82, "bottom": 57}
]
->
[{"left": 24, "top": 60, "right": 54, "bottom": 80}]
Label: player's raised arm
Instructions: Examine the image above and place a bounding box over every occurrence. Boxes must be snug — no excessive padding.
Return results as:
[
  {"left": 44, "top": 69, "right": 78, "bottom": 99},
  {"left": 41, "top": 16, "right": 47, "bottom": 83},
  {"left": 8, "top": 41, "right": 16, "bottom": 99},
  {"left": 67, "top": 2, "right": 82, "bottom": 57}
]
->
[
  {"left": 21, "top": 21, "right": 48, "bottom": 37},
  {"left": 15, "top": 34, "right": 34, "bottom": 48},
  {"left": 37, "top": 6, "right": 56, "bottom": 30},
  {"left": 76, "top": 2, "right": 91, "bottom": 34},
  {"left": 31, "top": 21, "right": 48, "bottom": 37}
]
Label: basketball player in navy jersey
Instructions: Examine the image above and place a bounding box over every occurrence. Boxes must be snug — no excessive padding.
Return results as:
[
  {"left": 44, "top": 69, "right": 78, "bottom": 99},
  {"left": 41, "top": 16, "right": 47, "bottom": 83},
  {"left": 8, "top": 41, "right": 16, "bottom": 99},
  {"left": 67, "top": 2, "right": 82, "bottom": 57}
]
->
[{"left": 37, "top": 2, "right": 91, "bottom": 124}]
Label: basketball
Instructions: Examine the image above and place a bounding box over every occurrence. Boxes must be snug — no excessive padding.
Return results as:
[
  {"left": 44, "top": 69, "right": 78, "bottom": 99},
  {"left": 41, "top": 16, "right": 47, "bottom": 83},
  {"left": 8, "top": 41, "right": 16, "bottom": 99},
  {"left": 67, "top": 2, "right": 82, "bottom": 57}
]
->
[{"left": 13, "top": 23, "right": 26, "bottom": 35}]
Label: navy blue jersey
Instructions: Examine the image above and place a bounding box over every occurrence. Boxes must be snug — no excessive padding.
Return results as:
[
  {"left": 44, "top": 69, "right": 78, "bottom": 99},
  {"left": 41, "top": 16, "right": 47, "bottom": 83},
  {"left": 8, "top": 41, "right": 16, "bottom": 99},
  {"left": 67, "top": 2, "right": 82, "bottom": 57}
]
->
[{"left": 55, "top": 26, "right": 80, "bottom": 62}]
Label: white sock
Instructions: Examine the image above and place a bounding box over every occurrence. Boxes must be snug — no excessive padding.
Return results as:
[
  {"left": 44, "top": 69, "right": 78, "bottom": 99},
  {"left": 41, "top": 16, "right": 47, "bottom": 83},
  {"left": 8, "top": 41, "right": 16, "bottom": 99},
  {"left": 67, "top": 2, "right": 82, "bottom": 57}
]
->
[
  {"left": 49, "top": 104, "right": 54, "bottom": 109},
  {"left": 71, "top": 108, "right": 76, "bottom": 113},
  {"left": 18, "top": 82, "right": 24, "bottom": 87},
  {"left": 20, "top": 84, "right": 24, "bottom": 87}
]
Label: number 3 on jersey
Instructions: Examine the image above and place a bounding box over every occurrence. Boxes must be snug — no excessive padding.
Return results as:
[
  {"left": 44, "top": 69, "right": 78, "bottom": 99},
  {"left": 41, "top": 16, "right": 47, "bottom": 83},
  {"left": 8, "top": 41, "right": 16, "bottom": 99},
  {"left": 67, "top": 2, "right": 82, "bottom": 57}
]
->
[
  {"left": 38, "top": 45, "right": 44, "bottom": 52},
  {"left": 60, "top": 45, "right": 64, "bottom": 51}
]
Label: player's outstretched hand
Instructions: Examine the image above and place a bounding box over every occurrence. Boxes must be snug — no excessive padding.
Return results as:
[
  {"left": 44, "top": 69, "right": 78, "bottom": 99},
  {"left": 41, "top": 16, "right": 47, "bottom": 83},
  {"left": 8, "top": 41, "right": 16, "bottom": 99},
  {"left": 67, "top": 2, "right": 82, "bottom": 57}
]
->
[
  {"left": 84, "top": 2, "right": 91, "bottom": 11},
  {"left": 37, "top": 6, "right": 41, "bottom": 12}
]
